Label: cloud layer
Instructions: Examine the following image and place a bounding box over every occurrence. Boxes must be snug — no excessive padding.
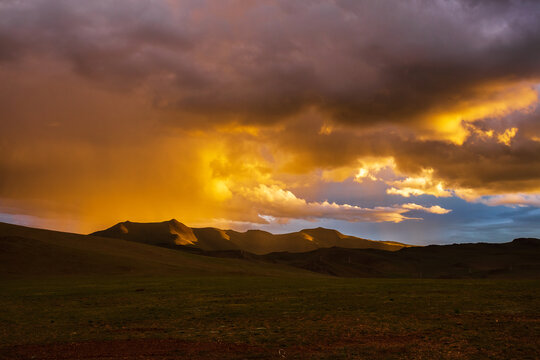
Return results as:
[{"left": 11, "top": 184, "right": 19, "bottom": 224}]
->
[{"left": 0, "top": 0, "right": 539, "bottom": 238}]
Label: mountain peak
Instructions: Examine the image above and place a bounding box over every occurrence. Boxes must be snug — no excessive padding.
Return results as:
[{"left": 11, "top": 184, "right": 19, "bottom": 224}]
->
[{"left": 304, "top": 227, "right": 339, "bottom": 232}]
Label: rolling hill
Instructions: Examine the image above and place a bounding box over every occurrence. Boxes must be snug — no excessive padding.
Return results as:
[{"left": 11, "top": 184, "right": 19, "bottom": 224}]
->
[
  {"left": 3, "top": 220, "right": 539, "bottom": 279},
  {"left": 89, "top": 219, "right": 540, "bottom": 278},
  {"left": 92, "top": 219, "right": 410, "bottom": 254},
  {"left": 261, "top": 238, "right": 540, "bottom": 278},
  {"left": 0, "top": 221, "right": 314, "bottom": 278}
]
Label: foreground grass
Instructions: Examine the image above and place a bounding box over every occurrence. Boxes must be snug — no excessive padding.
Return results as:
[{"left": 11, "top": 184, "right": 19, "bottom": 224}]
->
[{"left": 1, "top": 276, "right": 539, "bottom": 359}]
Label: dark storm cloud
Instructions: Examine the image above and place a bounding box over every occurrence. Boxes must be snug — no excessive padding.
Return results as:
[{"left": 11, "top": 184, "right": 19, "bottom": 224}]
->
[
  {"left": 1, "top": 0, "right": 539, "bottom": 125},
  {"left": 271, "top": 105, "right": 540, "bottom": 195},
  {"left": 397, "top": 130, "right": 540, "bottom": 193}
]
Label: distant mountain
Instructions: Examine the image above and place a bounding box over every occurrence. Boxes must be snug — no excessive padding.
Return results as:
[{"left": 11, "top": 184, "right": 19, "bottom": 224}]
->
[{"left": 91, "top": 219, "right": 411, "bottom": 254}]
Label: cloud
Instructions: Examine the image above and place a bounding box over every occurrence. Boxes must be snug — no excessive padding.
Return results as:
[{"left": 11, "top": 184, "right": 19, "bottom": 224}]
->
[
  {"left": 476, "top": 194, "right": 540, "bottom": 207},
  {"left": 274, "top": 109, "right": 540, "bottom": 199},
  {"left": 1, "top": 0, "right": 540, "bottom": 131},
  {"left": 234, "top": 184, "right": 450, "bottom": 223},
  {"left": 497, "top": 127, "right": 518, "bottom": 145},
  {"left": 0, "top": 0, "right": 539, "bottom": 235},
  {"left": 401, "top": 203, "right": 452, "bottom": 215},
  {"left": 386, "top": 169, "right": 453, "bottom": 198}
]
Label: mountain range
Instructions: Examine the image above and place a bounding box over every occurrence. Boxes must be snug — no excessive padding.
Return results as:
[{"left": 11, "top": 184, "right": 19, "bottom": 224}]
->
[
  {"left": 2, "top": 220, "right": 539, "bottom": 279},
  {"left": 91, "top": 219, "right": 410, "bottom": 254}
]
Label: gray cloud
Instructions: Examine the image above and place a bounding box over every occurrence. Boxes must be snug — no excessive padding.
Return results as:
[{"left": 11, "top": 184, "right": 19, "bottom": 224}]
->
[{"left": 1, "top": 0, "right": 539, "bottom": 125}]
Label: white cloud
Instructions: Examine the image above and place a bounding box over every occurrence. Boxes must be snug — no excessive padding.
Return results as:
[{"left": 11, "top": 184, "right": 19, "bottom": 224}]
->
[
  {"left": 237, "top": 184, "right": 451, "bottom": 223},
  {"left": 476, "top": 194, "right": 540, "bottom": 207},
  {"left": 401, "top": 203, "right": 452, "bottom": 214}
]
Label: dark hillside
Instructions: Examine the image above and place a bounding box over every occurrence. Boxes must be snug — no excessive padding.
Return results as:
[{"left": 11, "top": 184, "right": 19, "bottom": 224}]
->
[{"left": 261, "top": 238, "right": 540, "bottom": 278}]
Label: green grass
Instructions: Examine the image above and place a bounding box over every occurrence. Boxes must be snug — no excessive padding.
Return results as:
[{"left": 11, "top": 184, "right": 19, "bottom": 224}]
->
[{"left": 1, "top": 276, "right": 539, "bottom": 359}]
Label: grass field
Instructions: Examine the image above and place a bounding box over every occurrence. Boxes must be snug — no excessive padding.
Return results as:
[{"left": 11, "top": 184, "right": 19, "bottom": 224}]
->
[{"left": 2, "top": 275, "right": 539, "bottom": 359}]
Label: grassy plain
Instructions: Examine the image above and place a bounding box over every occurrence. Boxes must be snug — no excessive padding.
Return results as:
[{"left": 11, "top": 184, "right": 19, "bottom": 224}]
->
[{"left": 1, "top": 275, "right": 539, "bottom": 359}]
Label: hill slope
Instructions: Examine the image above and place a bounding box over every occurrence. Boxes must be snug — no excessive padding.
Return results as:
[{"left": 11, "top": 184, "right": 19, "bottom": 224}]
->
[
  {"left": 2, "top": 221, "right": 539, "bottom": 279},
  {"left": 0, "top": 222, "right": 314, "bottom": 278},
  {"left": 262, "top": 239, "right": 540, "bottom": 278},
  {"left": 92, "top": 220, "right": 410, "bottom": 254}
]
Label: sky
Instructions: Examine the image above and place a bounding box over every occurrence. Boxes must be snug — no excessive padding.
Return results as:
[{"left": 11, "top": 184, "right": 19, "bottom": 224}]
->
[{"left": 1, "top": 0, "right": 540, "bottom": 244}]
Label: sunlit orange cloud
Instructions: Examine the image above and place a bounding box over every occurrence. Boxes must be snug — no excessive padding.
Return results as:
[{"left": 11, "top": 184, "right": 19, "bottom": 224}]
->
[
  {"left": 420, "top": 81, "right": 537, "bottom": 144},
  {"left": 497, "top": 127, "right": 518, "bottom": 146},
  {"left": 320, "top": 157, "right": 395, "bottom": 183},
  {"left": 386, "top": 169, "right": 452, "bottom": 198}
]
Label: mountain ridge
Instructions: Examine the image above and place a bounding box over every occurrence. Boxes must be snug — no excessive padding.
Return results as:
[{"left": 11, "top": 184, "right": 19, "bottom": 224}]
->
[
  {"left": 91, "top": 219, "right": 412, "bottom": 254},
  {"left": 2, "top": 220, "right": 539, "bottom": 278},
  {"left": 0, "top": 221, "right": 315, "bottom": 278}
]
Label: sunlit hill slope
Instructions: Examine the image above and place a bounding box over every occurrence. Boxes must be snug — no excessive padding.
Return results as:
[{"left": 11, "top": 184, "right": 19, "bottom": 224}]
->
[
  {"left": 0, "top": 221, "right": 314, "bottom": 278},
  {"left": 91, "top": 219, "right": 410, "bottom": 254}
]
